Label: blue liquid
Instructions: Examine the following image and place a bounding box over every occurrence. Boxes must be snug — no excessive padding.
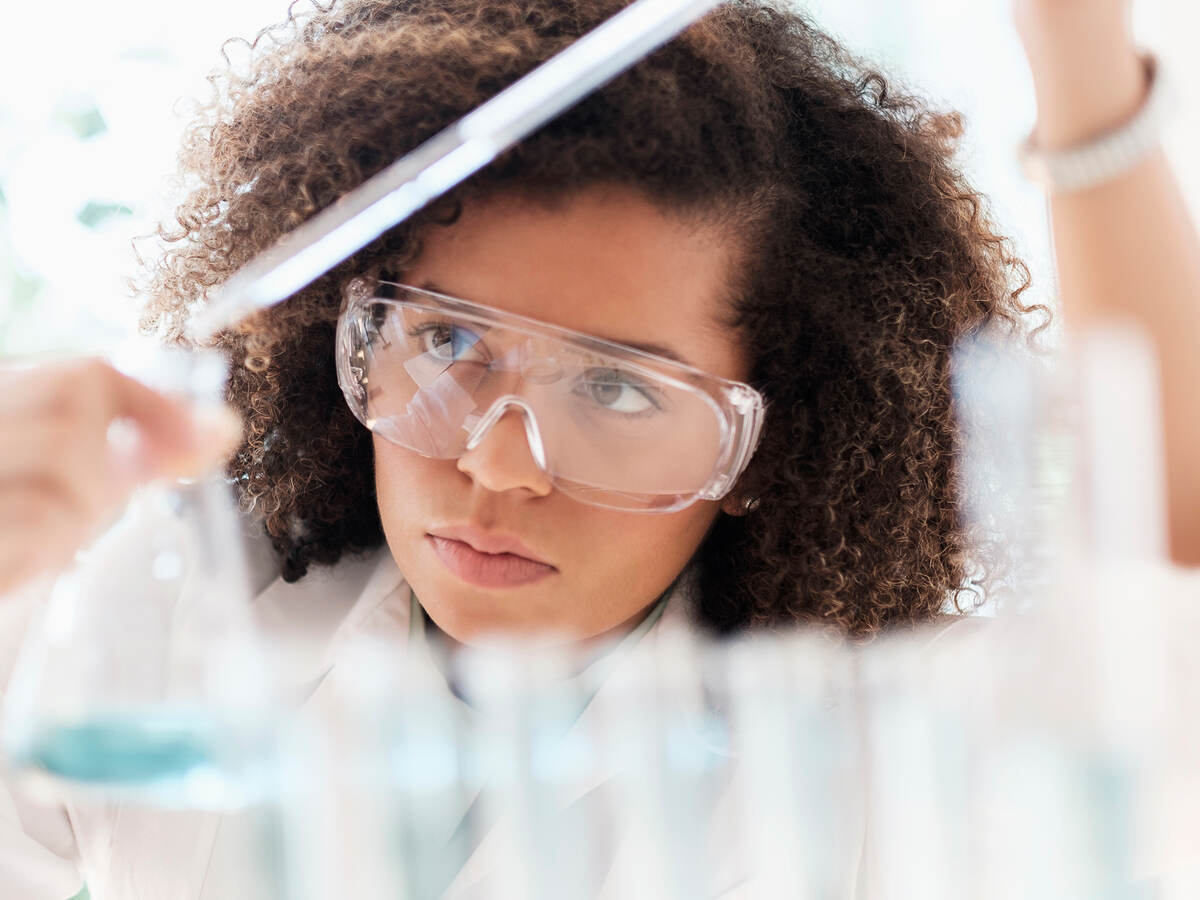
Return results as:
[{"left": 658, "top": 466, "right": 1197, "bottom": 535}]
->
[{"left": 20, "top": 715, "right": 216, "bottom": 785}]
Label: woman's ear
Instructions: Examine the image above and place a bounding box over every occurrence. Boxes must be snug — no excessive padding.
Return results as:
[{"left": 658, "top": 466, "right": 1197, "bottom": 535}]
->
[{"left": 721, "top": 494, "right": 759, "bottom": 517}]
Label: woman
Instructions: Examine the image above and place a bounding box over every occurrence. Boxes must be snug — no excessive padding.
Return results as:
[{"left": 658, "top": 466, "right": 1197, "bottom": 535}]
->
[{"left": 1, "top": 0, "right": 1197, "bottom": 896}]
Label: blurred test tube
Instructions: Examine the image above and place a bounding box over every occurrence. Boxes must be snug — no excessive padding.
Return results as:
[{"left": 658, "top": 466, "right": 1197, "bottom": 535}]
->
[
  {"left": 454, "top": 640, "right": 590, "bottom": 900},
  {"left": 724, "top": 630, "right": 858, "bottom": 899},
  {"left": 591, "top": 630, "right": 726, "bottom": 900},
  {"left": 952, "top": 326, "right": 1069, "bottom": 613}
]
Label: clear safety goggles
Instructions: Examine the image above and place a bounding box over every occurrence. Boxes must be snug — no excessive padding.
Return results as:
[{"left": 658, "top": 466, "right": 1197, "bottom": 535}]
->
[{"left": 336, "top": 279, "right": 765, "bottom": 513}]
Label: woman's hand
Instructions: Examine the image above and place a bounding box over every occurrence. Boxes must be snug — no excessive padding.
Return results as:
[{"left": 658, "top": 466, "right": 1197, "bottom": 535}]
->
[{"left": 0, "top": 359, "right": 242, "bottom": 596}]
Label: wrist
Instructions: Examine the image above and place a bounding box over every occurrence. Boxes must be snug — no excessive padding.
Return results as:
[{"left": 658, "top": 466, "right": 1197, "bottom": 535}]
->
[
  {"left": 1018, "top": 52, "right": 1170, "bottom": 194},
  {"left": 1026, "top": 36, "right": 1145, "bottom": 150}
]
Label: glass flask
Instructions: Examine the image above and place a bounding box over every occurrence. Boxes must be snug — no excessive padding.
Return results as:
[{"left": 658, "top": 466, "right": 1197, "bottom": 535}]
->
[{"left": 1, "top": 345, "right": 273, "bottom": 809}]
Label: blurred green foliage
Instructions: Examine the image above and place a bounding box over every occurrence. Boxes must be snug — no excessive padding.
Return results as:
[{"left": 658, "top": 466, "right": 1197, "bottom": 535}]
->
[
  {"left": 77, "top": 201, "right": 134, "bottom": 229},
  {"left": 56, "top": 104, "right": 108, "bottom": 141}
]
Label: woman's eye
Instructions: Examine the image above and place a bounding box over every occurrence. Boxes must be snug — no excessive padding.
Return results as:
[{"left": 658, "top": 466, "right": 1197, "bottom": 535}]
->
[
  {"left": 575, "top": 369, "right": 662, "bottom": 415},
  {"left": 413, "top": 323, "right": 485, "bottom": 362}
]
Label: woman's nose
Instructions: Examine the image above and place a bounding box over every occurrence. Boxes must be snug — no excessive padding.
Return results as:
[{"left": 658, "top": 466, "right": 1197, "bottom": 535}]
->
[{"left": 456, "top": 405, "right": 554, "bottom": 499}]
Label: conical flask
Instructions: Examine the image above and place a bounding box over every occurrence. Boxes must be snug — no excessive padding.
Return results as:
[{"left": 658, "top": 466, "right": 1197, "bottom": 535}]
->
[{"left": 2, "top": 345, "right": 273, "bottom": 809}]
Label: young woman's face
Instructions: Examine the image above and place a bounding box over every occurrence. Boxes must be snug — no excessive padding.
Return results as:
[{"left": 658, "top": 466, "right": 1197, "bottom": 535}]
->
[{"left": 373, "top": 187, "right": 750, "bottom": 644}]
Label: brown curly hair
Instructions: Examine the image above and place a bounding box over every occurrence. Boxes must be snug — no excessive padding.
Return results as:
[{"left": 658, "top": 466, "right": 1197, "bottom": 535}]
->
[{"left": 140, "top": 0, "right": 1044, "bottom": 636}]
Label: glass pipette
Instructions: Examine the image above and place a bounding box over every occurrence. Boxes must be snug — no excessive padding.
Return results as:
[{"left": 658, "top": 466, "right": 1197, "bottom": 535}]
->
[{"left": 188, "top": 0, "right": 726, "bottom": 341}]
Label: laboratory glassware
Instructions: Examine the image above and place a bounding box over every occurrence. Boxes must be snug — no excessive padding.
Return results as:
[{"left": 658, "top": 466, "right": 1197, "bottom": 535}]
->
[
  {"left": 2, "top": 346, "right": 273, "bottom": 809},
  {"left": 188, "top": 0, "right": 728, "bottom": 341}
]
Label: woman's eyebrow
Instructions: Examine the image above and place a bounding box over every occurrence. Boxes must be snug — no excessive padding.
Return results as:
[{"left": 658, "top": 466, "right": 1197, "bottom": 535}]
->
[
  {"left": 602, "top": 338, "right": 691, "bottom": 367},
  {"left": 417, "top": 280, "right": 696, "bottom": 367}
]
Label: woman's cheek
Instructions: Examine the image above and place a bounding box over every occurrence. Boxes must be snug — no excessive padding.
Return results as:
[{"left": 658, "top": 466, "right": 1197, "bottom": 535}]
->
[{"left": 584, "top": 502, "right": 720, "bottom": 594}]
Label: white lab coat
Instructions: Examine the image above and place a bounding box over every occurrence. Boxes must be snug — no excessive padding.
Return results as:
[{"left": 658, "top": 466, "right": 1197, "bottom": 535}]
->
[{"left": 0, "top": 529, "right": 870, "bottom": 900}]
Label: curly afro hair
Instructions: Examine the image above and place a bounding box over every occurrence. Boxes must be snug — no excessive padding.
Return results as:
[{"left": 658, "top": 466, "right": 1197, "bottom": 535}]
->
[{"left": 139, "top": 0, "right": 1045, "bottom": 636}]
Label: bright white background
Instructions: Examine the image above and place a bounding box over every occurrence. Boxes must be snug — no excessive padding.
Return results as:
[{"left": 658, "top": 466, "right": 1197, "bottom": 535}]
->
[{"left": 0, "top": 0, "right": 1196, "bottom": 356}]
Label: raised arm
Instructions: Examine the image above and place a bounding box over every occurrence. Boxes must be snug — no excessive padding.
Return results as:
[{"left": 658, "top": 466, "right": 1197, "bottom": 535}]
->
[{"left": 1015, "top": 0, "right": 1200, "bottom": 564}]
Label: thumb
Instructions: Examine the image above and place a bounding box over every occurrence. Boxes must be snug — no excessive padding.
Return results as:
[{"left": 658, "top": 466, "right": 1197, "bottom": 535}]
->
[
  {"left": 159, "top": 403, "right": 245, "bottom": 479},
  {"left": 106, "top": 370, "right": 244, "bottom": 481}
]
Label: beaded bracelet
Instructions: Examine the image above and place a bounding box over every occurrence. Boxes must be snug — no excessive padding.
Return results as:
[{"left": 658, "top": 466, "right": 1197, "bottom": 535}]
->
[{"left": 1018, "top": 53, "right": 1174, "bottom": 194}]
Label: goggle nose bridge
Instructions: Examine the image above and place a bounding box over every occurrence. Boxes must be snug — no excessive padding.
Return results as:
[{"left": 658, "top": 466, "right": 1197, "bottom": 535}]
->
[
  {"left": 462, "top": 394, "right": 550, "bottom": 473},
  {"left": 492, "top": 338, "right": 566, "bottom": 385}
]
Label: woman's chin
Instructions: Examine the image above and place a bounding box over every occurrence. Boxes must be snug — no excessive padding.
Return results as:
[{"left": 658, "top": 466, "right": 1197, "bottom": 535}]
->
[{"left": 420, "top": 591, "right": 573, "bottom": 647}]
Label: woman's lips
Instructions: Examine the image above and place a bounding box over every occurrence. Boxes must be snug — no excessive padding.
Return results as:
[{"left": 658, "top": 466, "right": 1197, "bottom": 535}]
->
[{"left": 428, "top": 535, "right": 557, "bottom": 588}]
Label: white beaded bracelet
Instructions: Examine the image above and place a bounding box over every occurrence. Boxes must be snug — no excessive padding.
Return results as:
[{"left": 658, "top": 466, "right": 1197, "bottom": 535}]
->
[{"left": 1018, "top": 53, "right": 1174, "bottom": 195}]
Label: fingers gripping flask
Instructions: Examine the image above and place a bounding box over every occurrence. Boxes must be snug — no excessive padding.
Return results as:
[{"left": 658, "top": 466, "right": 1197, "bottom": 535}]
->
[{"left": 2, "top": 346, "right": 272, "bottom": 809}]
